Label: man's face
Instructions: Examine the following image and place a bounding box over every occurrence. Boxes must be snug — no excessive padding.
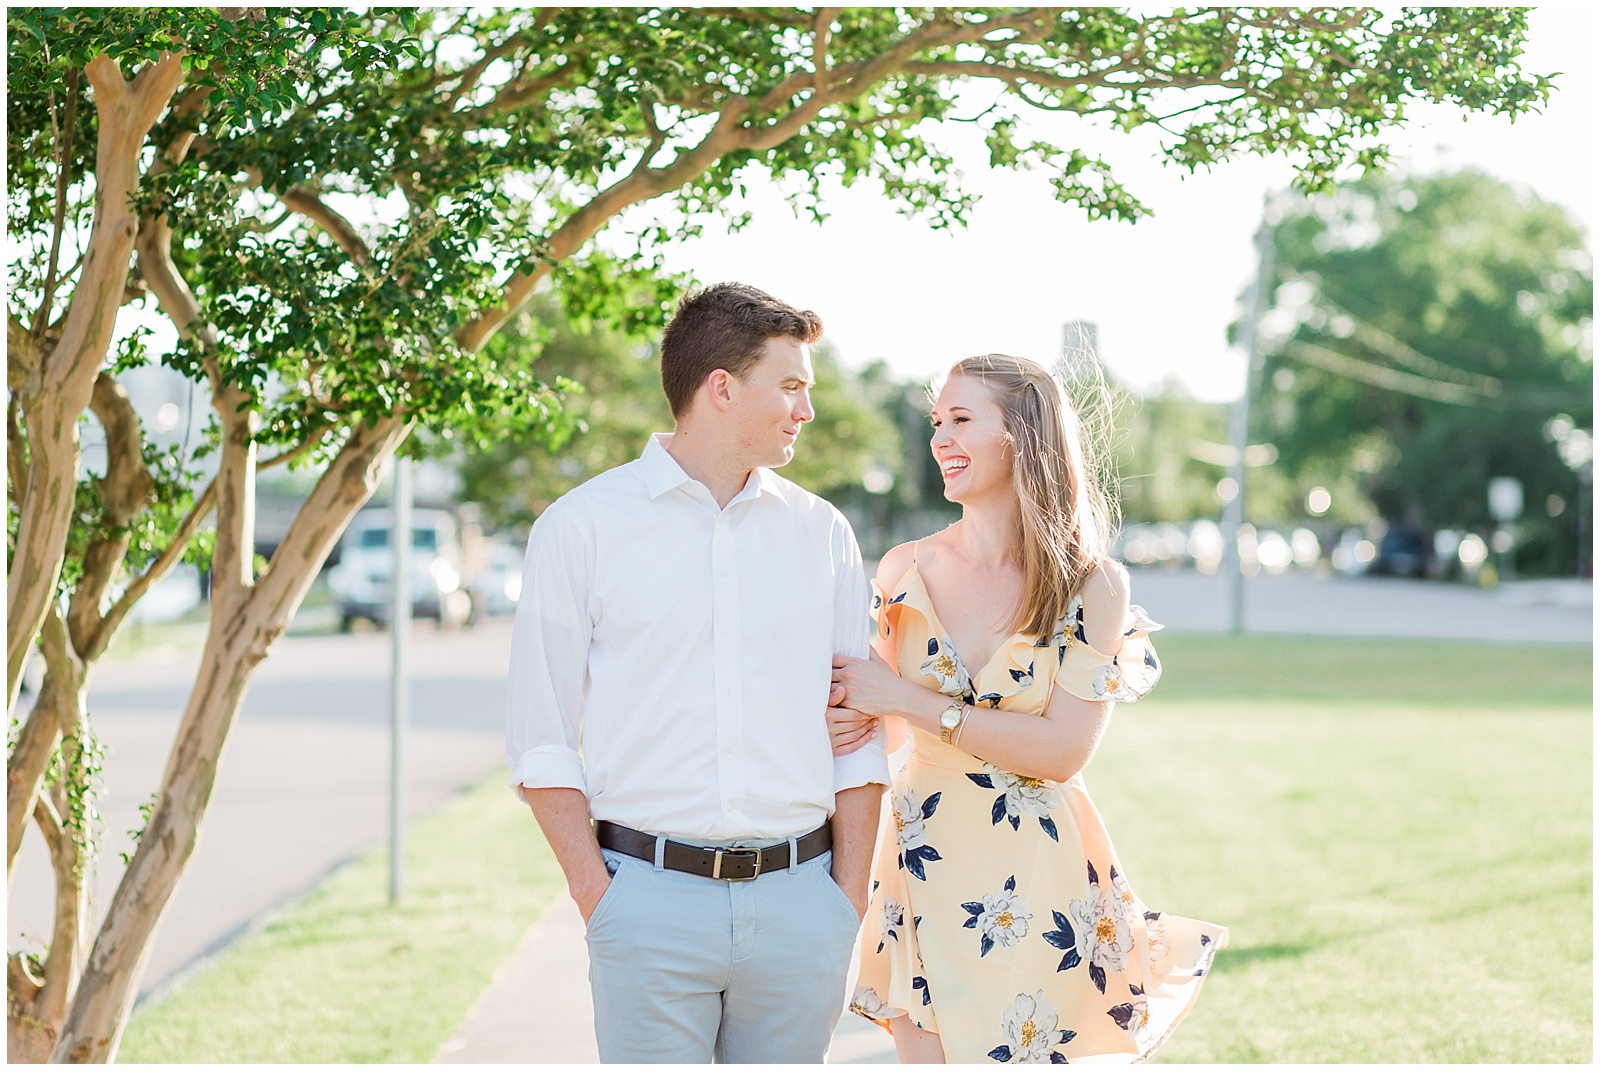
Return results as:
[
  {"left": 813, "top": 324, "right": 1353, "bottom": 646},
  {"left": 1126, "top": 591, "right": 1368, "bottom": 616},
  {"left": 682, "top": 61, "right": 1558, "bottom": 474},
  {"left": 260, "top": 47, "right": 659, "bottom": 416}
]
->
[{"left": 726, "top": 336, "right": 815, "bottom": 469}]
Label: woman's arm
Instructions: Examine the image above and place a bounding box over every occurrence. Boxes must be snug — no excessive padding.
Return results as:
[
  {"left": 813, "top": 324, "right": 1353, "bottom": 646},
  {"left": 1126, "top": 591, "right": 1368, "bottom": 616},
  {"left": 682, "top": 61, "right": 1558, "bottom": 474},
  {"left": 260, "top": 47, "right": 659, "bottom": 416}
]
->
[
  {"left": 827, "top": 542, "right": 919, "bottom": 756},
  {"left": 831, "top": 560, "right": 1130, "bottom": 781}
]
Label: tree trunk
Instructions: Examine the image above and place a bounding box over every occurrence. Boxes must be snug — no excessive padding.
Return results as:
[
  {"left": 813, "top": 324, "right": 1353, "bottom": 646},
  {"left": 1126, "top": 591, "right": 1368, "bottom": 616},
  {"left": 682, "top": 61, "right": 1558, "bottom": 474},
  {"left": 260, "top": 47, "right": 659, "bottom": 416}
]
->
[
  {"left": 7, "top": 610, "right": 91, "bottom": 1061},
  {"left": 48, "top": 414, "right": 408, "bottom": 1063},
  {"left": 6, "top": 51, "right": 185, "bottom": 711}
]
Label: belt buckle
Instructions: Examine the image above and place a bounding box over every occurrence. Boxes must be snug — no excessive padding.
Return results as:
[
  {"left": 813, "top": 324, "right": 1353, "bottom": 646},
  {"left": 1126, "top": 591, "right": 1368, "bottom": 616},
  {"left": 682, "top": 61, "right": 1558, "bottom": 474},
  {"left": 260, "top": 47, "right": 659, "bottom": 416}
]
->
[{"left": 710, "top": 847, "right": 761, "bottom": 882}]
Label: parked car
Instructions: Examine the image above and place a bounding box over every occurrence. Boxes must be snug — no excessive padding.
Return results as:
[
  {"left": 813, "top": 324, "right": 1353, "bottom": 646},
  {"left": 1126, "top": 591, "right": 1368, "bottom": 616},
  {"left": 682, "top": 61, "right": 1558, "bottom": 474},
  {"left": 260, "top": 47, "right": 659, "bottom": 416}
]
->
[
  {"left": 328, "top": 508, "right": 471, "bottom": 630},
  {"left": 1367, "top": 524, "right": 1431, "bottom": 578},
  {"left": 467, "top": 539, "right": 526, "bottom": 621}
]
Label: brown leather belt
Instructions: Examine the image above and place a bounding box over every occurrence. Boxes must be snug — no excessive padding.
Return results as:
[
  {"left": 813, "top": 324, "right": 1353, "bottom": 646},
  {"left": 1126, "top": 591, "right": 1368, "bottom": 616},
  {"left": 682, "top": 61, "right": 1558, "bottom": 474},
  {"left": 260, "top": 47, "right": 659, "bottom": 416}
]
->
[{"left": 594, "top": 820, "right": 831, "bottom": 882}]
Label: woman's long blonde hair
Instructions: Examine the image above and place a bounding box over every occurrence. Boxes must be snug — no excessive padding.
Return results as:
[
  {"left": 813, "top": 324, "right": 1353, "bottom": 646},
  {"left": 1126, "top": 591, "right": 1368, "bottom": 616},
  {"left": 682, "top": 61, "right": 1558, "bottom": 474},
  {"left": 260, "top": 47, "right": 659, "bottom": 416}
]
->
[{"left": 946, "top": 354, "right": 1116, "bottom": 641}]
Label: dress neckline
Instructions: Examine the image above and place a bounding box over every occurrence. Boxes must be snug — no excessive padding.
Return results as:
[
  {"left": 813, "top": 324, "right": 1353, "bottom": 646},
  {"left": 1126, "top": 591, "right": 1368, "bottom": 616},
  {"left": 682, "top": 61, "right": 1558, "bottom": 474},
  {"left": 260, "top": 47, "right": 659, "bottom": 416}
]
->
[{"left": 896, "top": 559, "right": 1019, "bottom": 684}]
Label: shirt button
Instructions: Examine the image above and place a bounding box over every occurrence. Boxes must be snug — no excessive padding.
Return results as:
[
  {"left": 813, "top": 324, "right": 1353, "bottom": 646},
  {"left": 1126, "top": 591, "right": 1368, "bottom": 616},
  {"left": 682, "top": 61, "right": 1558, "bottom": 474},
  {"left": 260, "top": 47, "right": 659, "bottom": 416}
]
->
[{"left": 722, "top": 627, "right": 731, "bottom": 635}]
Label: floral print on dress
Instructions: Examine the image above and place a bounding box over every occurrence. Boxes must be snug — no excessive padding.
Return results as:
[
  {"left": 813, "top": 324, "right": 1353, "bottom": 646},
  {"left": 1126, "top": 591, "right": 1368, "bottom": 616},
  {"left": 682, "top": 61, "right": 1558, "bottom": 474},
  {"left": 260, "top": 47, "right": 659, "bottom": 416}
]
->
[
  {"left": 961, "top": 874, "right": 1033, "bottom": 956},
  {"left": 1107, "top": 983, "right": 1151, "bottom": 1045},
  {"left": 1193, "top": 933, "right": 1219, "bottom": 977},
  {"left": 1144, "top": 910, "right": 1170, "bottom": 962},
  {"left": 850, "top": 985, "right": 891, "bottom": 1021},
  {"left": 1036, "top": 596, "right": 1083, "bottom": 653},
  {"left": 966, "top": 764, "right": 1061, "bottom": 841},
  {"left": 988, "top": 990, "right": 1076, "bottom": 1063},
  {"left": 1068, "top": 860, "right": 1134, "bottom": 995},
  {"left": 1040, "top": 910, "right": 1083, "bottom": 973},
  {"left": 878, "top": 898, "right": 905, "bottom": 953},
  {"left": 849, "top": 562, "right": 1224, "bottom": 1061},
  {"left": 894, "top": 786, "right": 943, "bottom": 880},
  {"left": 920, "top": 635, "right": 972, "bottom": 698}
]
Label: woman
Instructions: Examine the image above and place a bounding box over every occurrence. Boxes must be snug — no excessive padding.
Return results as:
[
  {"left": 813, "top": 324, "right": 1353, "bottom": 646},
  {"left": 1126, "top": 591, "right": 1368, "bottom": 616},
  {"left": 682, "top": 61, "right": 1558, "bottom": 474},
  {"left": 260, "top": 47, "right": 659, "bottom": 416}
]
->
[{"left": 828, "top": 355, "right": 1226, "bottom": 1063}]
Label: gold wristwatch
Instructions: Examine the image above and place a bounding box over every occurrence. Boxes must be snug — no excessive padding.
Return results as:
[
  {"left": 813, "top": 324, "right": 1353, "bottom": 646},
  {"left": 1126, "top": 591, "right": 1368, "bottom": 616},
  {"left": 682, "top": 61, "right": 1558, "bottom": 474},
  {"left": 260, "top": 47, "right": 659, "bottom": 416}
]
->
[{"left": 939, "top": 700, "right": 966, "bottom": 745}]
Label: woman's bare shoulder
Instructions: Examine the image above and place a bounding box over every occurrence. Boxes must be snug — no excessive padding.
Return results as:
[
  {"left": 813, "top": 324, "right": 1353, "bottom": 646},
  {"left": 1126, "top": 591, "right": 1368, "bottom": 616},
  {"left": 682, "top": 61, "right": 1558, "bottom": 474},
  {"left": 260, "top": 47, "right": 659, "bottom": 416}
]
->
[
  {"left": 874, "top": 540, "right": 919, "bottom": 592},
  {"left": 1081, "top": 558, "right": 1129, "bottom": 601},
  {"left": 1079, "top": 559, "right": 1131, "bottom": 651}
]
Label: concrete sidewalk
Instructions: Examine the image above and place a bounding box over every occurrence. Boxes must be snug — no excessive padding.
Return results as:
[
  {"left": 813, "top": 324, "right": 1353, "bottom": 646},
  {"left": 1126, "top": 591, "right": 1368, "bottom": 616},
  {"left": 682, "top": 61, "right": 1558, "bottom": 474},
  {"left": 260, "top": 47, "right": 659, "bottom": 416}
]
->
[{"left": 433, "top": 894, "right": 896, "bottom": 1063}]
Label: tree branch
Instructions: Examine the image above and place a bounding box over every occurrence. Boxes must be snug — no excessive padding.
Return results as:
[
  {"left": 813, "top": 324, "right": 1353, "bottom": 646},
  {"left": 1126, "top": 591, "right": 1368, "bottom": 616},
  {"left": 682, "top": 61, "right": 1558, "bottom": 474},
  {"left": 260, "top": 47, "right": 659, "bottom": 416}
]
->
[
  {"left": 33, "top": 787, "right": 84, "bottom": 1027},
  {"left": 813, "top": 8, "right": 841, "bottom": 94},
  {"left": 452, "top": 13, "right": 1007, "bottom": 353},
  {"left": 135, "top": 196, "right": 219, "bottom": 352},
  {"left": 441, "top": 33, "right": 527, "bottom": 112},
  {"left": 451, "top": 93, "right": 751, "bottom": 353},
  {"left": 207, "top": 383, "right": 257, "bottom": 618},
  {"left": 253, "top": 415, "right": 409, "bottom": 616},
  {"left": 32, "top": 67, "right": 81, "bottom": 343},
  {"left": 7, "top": 606, "right": 83, "bottom": 881},
  {"left": 7, "top": 396, "right": 28, "bottom": 508},
  {"left": 67, "top": 374, "right": 156, "bottom": 658},
  {"left": 897, "top": 58, "right": 1118, "bottom": 97},
  {"left": 477, "top": 67, "right": 576, "bottom": 116},
  {"left": 93, "top": 479, "right": 216, "bottom": 662},
  {"left": 8, "top": 310, "right": 37, "bottom": 392},
  {"left": 260, "top": 425, "right": 330, "bottom": 473},
  {"left": 9, "top": 49, "right": 187, "bottom": 713},
  {"left": 253, "top": 171, "right": 373, "bottom": 267}
]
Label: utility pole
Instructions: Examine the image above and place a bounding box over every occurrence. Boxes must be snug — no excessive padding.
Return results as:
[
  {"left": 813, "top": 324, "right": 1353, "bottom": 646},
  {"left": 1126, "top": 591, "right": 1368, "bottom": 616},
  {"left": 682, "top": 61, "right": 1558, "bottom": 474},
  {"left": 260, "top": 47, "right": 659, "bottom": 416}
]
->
[
  {"left": 1222, "top": 214, "right": 1276, "bottom": 634},
  {"left": 1060, "top": 319, "right": 1100, "bottom": 381},
  {"left": 389, "top": 456, "right": 412, "bottom": 904}
]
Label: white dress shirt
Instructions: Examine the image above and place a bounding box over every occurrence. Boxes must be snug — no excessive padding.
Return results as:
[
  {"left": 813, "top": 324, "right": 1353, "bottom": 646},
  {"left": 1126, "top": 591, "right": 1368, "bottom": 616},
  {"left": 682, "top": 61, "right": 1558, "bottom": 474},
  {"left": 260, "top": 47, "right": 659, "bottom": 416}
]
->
[{"left": 506, "top": 433, "right": 890, "bottom": 840}]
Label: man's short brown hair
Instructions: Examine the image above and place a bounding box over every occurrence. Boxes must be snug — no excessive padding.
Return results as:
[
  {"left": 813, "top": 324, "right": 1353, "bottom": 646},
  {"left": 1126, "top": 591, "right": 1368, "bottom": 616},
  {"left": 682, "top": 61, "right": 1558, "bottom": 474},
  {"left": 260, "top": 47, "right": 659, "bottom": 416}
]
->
[{"left": 659, "top": 283, "right": 823, "bottom": 419}]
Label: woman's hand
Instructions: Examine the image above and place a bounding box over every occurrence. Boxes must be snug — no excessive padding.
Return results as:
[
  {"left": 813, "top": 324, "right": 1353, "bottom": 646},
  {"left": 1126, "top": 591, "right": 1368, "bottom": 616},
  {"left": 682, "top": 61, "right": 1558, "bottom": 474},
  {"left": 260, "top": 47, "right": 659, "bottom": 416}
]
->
[
  {"left": 831, "top": 650, "right": 916, "bottom": 719},
  {"left": 826, "top": 701, "right": 878, "bottom": 757}
]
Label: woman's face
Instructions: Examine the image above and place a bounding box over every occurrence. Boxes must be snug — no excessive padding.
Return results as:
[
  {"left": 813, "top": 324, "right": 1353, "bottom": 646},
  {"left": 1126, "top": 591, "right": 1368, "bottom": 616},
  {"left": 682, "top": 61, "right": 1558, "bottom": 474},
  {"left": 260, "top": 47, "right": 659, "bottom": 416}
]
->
[{"left": 930, "top": 373, "right": 1013, "bottom": 505}]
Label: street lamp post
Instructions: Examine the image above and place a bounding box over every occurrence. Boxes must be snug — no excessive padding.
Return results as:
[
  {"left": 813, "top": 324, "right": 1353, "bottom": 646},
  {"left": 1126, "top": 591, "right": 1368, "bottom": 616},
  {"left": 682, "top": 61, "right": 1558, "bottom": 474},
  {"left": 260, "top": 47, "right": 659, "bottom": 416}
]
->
[
  {"left": 1222, "top": 217, "right": 1276, "bottom": 634},
  {"left": 389, "top": 456, "right": 412, "bottom": 905}
]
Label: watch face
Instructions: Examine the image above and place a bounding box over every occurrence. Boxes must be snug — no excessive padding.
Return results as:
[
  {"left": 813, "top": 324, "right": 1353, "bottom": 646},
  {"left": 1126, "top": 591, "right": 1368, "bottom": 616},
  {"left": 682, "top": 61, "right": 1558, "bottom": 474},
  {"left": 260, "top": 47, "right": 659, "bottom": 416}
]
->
[{"left": 941, "top": 705, "right": 961, "bottom": 728}]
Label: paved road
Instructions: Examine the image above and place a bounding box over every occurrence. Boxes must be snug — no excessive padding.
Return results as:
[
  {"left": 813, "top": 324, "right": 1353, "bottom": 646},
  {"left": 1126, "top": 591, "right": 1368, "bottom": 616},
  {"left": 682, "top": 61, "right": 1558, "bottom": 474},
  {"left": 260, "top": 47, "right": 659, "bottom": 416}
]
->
[
  {"left": 8, "top": 619, "right": 514, "bottom": 1001},
  {"left": 1121, "top": 570, "right": 1591, "bottom": 643}
]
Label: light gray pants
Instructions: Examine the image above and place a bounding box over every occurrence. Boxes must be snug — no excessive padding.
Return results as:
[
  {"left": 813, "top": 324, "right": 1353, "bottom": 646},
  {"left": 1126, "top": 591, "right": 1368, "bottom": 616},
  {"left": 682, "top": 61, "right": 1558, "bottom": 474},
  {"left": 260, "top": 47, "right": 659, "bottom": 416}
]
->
[{"left": 584, "top": 845, "right": 861, "bottom": 1063}]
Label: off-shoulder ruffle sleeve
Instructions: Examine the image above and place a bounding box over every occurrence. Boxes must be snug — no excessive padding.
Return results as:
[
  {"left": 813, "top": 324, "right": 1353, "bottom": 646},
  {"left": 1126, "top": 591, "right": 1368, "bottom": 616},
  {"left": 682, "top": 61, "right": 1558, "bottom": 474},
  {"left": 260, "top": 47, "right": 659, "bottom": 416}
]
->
[{"left": 1052, "top": 600, "right": 1163, "bottom": 703}]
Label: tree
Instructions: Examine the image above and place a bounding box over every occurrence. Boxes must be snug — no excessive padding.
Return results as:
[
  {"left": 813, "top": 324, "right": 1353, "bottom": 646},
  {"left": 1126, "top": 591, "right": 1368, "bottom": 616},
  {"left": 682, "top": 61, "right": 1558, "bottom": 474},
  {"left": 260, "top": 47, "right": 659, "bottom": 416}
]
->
[
  {"left": 1115, "top": 383, "right": 1231, "bottom": 524},
  {"left": 1253, "top": 169, "right": 1593, "bottom": 571},
  {"left": 6, "top": 7, "right": 1552, "bottom": 1061},
  {"left": 456, "top": 305, "right": 901, "bottom": 534}
]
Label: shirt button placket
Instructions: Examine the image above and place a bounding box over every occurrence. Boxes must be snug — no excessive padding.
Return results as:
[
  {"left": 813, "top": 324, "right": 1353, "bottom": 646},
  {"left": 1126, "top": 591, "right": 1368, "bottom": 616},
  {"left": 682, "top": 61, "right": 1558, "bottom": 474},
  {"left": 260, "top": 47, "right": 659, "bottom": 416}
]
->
[{"left": 711, "top": 512, "right": 745, "bottom": 814}]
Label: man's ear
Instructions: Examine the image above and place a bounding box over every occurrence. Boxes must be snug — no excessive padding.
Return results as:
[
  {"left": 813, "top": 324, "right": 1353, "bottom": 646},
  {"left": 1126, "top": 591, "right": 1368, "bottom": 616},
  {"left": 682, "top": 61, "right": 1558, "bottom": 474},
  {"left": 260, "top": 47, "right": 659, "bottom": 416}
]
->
[{"left": 705, "top": 368, "right": 736, "bottom": 412}]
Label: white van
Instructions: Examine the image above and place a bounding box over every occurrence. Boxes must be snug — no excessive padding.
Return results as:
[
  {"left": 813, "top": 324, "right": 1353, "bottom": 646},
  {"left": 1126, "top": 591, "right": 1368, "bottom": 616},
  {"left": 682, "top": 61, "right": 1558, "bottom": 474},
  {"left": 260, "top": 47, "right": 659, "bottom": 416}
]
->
[{"left": 328, "top": 508, "right": 471, "bottom": 630}]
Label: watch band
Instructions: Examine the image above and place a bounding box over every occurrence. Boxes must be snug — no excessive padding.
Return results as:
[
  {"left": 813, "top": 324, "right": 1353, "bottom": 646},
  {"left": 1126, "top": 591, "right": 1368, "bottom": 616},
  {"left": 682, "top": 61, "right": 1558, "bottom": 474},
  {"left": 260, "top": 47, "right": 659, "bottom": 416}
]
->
[
  {"left": 952, "top": 702, "right": 974, "bottom": 746},
  {"left": 939, "top": 701, "right": 966, "bottom": 744}
]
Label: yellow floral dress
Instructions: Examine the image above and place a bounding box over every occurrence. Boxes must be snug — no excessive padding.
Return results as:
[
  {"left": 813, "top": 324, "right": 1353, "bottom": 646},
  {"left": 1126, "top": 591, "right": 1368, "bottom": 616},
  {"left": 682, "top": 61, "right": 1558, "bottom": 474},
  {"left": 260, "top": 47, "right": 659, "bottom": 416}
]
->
[{"left": 847, "top": 561, "right": 1228, "bottom": 1063}]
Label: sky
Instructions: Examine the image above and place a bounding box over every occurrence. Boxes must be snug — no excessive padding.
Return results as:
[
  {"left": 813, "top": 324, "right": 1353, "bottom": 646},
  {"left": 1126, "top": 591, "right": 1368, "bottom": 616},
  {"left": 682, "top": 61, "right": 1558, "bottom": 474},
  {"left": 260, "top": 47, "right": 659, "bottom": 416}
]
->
[{"left": 615, "top": 6, "right": 1595, "bottom": 403}]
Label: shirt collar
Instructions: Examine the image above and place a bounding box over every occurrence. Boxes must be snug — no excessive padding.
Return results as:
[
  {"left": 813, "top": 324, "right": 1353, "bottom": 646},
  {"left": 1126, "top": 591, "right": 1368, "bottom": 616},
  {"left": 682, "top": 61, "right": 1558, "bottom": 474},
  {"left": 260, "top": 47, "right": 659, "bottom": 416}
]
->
[{"left": 639, "top": 433, "right": 789, "bottom": 506}]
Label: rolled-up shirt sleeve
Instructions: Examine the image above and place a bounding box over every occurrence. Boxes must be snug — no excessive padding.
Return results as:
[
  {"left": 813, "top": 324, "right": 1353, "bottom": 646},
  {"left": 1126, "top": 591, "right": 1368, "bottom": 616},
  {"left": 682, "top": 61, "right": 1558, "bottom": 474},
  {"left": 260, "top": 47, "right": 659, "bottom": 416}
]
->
[
  {"left": 830, "top": 515, "right": 891, "bottom": 792},
  {"left": 506, "top": 500, "right": 593, "bottom": 796}
]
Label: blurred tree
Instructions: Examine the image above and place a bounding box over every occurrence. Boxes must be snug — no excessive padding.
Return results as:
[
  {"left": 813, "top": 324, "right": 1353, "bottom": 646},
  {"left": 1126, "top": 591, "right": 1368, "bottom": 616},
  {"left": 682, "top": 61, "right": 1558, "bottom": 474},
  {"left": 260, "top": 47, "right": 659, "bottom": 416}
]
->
[
  {"left": 1114, "top": 382, "right": 1228, "bottom": 524},
  {"left": 1254, "top": 170, "right": 1593, "bottom": 573},
  {"left": 4, "top": 7, "right": 1557, "bottom": 1058},
  {"left": 454, "top": 296, "right": 672, "bottom": 532},
  {"left": 457, "top": 304, "right": 901, "bottom": 533}
]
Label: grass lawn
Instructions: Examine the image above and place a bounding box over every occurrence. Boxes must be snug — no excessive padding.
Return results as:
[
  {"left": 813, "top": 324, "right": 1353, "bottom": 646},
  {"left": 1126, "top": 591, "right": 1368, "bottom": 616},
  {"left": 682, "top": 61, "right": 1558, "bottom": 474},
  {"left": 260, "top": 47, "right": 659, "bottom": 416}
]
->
[
  {"left": 117, "top": 634, "right": 1590, "bottom": 1062},
  {"left": 1099, "top": 635, "right": 1592, "bottom": 1063},
  {"left": 118, "top": 776, "right": 564, "bottom": 1063}
]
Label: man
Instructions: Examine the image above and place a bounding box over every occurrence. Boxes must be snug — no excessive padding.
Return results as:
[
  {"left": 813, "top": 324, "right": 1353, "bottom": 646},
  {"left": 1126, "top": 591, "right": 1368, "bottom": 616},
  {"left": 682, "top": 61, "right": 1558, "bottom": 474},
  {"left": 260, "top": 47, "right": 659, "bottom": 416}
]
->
[{"left": 506, "top": 282, "right": 889, "bottom": 1063}]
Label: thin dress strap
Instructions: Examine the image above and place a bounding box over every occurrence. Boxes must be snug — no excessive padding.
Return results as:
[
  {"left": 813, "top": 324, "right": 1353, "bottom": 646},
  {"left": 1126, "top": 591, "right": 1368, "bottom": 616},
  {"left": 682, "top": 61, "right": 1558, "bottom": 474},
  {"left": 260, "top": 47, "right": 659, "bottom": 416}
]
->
[{"left": 912, "top": 538, "right": 922, "bottom": 565}]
